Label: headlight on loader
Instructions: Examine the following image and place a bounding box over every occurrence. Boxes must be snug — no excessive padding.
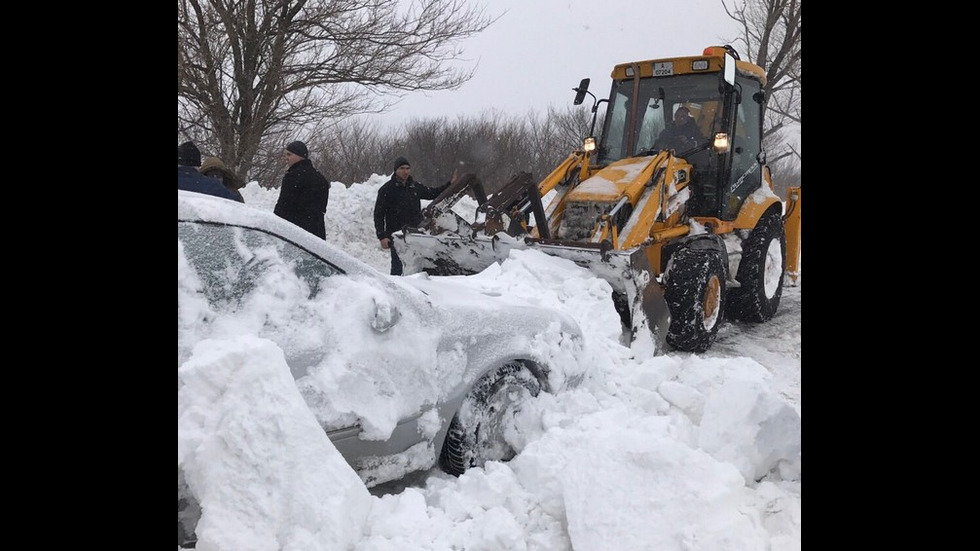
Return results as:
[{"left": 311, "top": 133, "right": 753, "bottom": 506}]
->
[{"left": 712, "top": 132, "right": 730, "bottom": 153}]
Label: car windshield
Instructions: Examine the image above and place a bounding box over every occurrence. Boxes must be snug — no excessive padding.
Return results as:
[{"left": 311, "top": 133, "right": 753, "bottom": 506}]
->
[
  {"left": 178, "top": 220, "right": 342, "bottom": 306},
  {"left": 598, "top": 73, "right": 721, "bottom": 163},
  {"left": 178, "top": 220, "right": 351, "bottom": 378}
]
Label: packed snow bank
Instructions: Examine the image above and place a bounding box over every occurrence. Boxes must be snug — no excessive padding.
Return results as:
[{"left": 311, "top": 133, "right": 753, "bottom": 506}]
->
[{"left": 178, "top": 336, "right": 373, "bottom": 550}]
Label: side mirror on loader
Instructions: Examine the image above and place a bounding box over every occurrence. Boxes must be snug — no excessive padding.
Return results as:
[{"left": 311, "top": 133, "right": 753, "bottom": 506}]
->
[
  {"left": 723, "top": 53, "right": 736, "bottom": 87},
  {"left": 573, "top": 78, "right": 590, "bottom": 105}
]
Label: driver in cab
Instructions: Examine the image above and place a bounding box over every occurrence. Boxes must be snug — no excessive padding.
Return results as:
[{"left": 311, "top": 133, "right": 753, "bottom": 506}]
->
[{"left": 653, "top": 106, "right": 705, "bottom": 152}]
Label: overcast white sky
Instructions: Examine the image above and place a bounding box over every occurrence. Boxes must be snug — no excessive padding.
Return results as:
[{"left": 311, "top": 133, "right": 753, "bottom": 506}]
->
[{"left": 372, "top": 0, "right": 741, "bottom": 128}]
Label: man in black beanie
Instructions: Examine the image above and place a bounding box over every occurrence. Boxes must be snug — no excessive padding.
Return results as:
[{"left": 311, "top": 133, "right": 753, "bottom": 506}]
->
[
  {"left": 373, "top": 156, "right": 456, "bottom": 275},
  {"left": 274, "top": 140, "right": 331, "bottom": 239},
  {"left": 178, "top": 140, "right": 242, "bottom": 202},
  {"left": 653, "top": 105, "right": 705, "bottom": 152},
  {"left": 178, "top": 141, "right": 201, "bottom": 167}
]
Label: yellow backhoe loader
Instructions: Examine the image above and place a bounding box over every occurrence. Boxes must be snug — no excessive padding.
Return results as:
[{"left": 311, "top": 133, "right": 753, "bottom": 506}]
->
[{"left": 395, "top": 45, "right": 802, "bottom": 355}]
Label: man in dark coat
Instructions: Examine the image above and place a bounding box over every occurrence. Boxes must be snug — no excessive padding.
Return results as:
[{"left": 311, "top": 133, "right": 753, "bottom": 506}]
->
[
  {"left": 273, "top": 141, "right": 331, "bottom": 239},
  {"left": 374, "top": 156, "right": 453, "bottom": 275},
  {"left": 178, "top": 141, "right": 243, "bottom": 202},
  {"left": 200, "top": 156, "right": 246, "bottom": 203},
  {"left": 653, "top": 106, "right": 706, "bottom": 152}
]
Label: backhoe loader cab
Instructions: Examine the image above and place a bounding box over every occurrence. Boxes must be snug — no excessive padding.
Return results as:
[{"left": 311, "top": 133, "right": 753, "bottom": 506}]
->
[
  {"left": 586, "top": 47, "right": 764, "bottom": 222},
  {"left": 395, "top": 46, "right": 801, "bottom": 356}
]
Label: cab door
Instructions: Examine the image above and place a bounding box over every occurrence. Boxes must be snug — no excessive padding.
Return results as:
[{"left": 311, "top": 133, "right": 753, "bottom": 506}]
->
[{"left": 721, "top": 77, "right": 764, "bottom": 220}]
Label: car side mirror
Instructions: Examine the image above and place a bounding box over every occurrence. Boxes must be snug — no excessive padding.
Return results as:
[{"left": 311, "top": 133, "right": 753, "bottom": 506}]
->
[{"left": 371, "top": 296, "right": 401, "bottom": 333}]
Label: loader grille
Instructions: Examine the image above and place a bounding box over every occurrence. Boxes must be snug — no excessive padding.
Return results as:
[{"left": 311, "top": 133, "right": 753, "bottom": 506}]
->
[{"left": 557, "top": 201, "right": 614, "bottom": 241}]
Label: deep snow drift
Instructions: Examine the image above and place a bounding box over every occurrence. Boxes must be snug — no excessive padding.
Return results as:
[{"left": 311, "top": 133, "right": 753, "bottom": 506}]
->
[{"left": 177, "top": 176, "right": 801, "bottom": 550}]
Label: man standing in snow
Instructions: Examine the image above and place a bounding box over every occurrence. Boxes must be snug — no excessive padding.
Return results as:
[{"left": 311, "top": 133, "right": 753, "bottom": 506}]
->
[
  {"left": 274, "top": 140, "right": 331, "bottom": 239},
  {"left": 178, "top": 141, "right": 243, "bottom": 202},
  {"left": 200, "top": 156, "right": 246, "bottom": 203},
  {"left": 374, "top": 156, "right": 454, "bottom": 275}
]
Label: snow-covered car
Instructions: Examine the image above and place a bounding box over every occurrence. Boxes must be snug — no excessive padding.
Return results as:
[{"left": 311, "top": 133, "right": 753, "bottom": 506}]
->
[{"left": 178, "top": 190, "right": 587, "bottom": 487}]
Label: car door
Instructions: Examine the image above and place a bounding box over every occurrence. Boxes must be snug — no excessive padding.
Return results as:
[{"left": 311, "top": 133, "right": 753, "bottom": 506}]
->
[{"left": 178, "top": 219, "right": 440, "bottom": 439}]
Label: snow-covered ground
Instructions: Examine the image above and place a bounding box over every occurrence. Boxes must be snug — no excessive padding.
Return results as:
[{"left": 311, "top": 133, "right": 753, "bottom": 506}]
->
[{"left": 177, "top": 177, "right": 801, "bottom": 550}]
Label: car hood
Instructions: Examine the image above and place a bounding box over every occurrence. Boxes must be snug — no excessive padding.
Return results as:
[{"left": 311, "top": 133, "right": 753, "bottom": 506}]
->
[{"left": 394, "top": 274, "right": 583, "bottom": 340}]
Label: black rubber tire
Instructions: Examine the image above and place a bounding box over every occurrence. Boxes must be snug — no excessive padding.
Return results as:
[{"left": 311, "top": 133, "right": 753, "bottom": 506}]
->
[
  {"left": 664, "top": 248, "right": 727, "bottom": 353},
  {"left": 178, "top": 468, "right": 199, "bottom": 548},
  {"left": 439, "top": 361, "right": 541, "bottom": 477},
  {"left": 727, "top": 206, "right": 785, "bottom": 323},
  {"left": 612, "top": 290, "right": 631, "bottom": 332}
]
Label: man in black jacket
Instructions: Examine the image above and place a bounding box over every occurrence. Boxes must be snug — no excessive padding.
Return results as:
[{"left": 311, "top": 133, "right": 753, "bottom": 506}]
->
[
  {"left": 653, "top": 106, "right": 705, "bottom": 152},
  {"left": 178, "top": 141, "right": 243, "bottom": 203},
  {"left": 274, "top": 141, "right": 331, "bottom": 239},
  {"left": 374, "top": 156, "right": 453, "bottom": 275}
]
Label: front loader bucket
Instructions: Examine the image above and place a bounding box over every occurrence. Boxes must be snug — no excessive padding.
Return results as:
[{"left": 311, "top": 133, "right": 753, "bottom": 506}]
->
[
  {"left": 394, "top": 231, "right": 670, "bottom": 355},
  {"left": 395, "top": 230, "right": 525, "bottom": 277},
  {"left": 530, "top": 241, "right": 670, "bottom": 357}
]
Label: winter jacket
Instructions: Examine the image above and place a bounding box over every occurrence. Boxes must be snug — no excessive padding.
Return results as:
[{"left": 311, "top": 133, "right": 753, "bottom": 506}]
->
[
  {"left": 274, "top": 158, "right": 331, "bottom": 239},
  {"left": 178, "top": 166, "right": 243, "bottom": 202},
  {"left": 199, "top": 156, "right": 246, "bottom": 203},
  {"left": 654, "top": 118, "right": 706, "bottom": 152},
  {"left": 374, "top": 175, "right": 450, "bottom": 240}
]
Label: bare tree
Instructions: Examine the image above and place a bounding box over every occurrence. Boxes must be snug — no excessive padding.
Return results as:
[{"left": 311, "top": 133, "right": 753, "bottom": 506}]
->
[
  {"left": 722, "top": 0, "right": 801, "bottom": 165},
  {"left": 314, "top": 117, "right": 392, "bottom": 186},
  {"left": 327, "top": 109, "right": 591, "bottom": 196},
  {"left": 178, "top": 0, "right": 495, "bottom": 182},
  {"left": 543, "top": 105, "right": 594, "bottom": 157}
]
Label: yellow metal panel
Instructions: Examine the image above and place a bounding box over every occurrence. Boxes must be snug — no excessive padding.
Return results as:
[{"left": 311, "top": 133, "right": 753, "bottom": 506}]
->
[
  {"left": 734, "top": 195, "right": 781, "bottom": 230},
  {"left": 622, "top": 154, "right": 666, "bottom": 204},
  {"left": 567, "top": 156, "right": 660, "bottom": 202},
  {"left": 611, "top": 56, "right": 725, "bottom": 79},
  {"left": 650, "top": 225, "right": 689, "bottom": 243},
  {"left": 735, "top": 61, "right": 767, "bottom": 85},
  {"left": 610, "top": 52, "right": 765, "bottom": 86},
  {"left": 538, "top": 151, "right": 585, "bottom": 196},
  {"left": 643, "top": 242, "right": 666, "bottom": 277},
  {"left": 621, "top": 190, "right": 661, "bottom": 248},
  {"left": 784, "top": 187, "right": 801, "bottom": 283},
  {"left": 619, "top": 154, "right": 693, "bottom": 248}
]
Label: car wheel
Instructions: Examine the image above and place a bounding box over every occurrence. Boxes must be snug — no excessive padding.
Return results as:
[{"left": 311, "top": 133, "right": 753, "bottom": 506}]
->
[
  {"left": 178, "top": 468, "right": 200, "bottom": 548},
  {"left": 727, "top": 206, "right": 785, "bottom": 322},
  {"left": 664, "top": 248, "right": 727, "bottom": 353},
  {"left": 440, "top": 361, "right": 541, "bottom": 477}
]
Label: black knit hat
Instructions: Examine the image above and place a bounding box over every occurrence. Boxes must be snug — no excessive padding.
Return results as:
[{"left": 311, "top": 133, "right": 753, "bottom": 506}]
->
[
  {"left": 286, "top": 140, "right": 308, "bottom": 159},
  {"left": 393, "top": 156, "right": 410, "bottom": 173},
  {"left": 178, "top": 141, "right": 202, "bottom": 167}
]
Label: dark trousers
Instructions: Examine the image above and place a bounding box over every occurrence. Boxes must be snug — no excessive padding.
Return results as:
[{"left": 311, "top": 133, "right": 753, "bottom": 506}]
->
[{"left": 389, "top": 244, "right": 403, "bottom": 276}]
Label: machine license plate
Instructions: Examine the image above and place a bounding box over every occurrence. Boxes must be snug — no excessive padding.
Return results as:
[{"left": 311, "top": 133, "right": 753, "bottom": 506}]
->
[{"left": 653, "top": 62, "right": 674, "bottom": 76}]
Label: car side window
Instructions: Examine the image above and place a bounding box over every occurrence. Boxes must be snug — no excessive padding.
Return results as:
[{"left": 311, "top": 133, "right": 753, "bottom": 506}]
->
[{"left": 178, "top": 221, "right": 342, "bottom": 306}]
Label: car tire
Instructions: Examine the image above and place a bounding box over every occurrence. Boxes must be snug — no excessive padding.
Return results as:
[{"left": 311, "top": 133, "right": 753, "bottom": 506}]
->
[
  {"left": 727, "top": 206, "right": 785, "bottom": 323},
  {"left": 664, "top": 247, "right": 727, "bottom": 353},
  {"left": 440, "top": 361, "right": 541, "bottom": 477},
  {"left": 178, "top": 468, "right": 200, "bottom": 548}
]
